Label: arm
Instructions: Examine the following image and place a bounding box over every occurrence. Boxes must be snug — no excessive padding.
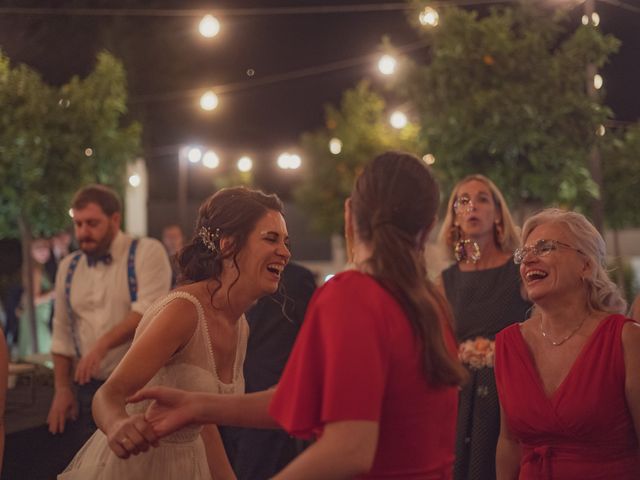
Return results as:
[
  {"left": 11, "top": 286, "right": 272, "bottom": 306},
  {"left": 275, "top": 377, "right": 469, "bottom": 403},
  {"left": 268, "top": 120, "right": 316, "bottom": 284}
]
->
[
  {"left": 496, "top": 406, "right": 520, "bottom": 480},
  {"left": 200, "top": 425, "right": 236, "bottom": 480},
  {"left": 48, "top": 260, "right": 80, "bottom": 433},
  {"left": 47, "top": 353, "right": 79, "bottom": 434},
  {"left": 92, "top": 298, "right": 198, "bottom": 458},
  {"left": 74, "top": 310, "right": 142, "bottom": 385},
  {"left": 273, "top": 421, "right": 378, "bottom": 480},
  {"left": 0, "top": 331, "right": 8, "bottom": 473},
  {"left": 127, "top": 387, "right": 277, "bottom": 439},
  {"left": 622, "top": 321, "right": 640, "bottom": 454}
]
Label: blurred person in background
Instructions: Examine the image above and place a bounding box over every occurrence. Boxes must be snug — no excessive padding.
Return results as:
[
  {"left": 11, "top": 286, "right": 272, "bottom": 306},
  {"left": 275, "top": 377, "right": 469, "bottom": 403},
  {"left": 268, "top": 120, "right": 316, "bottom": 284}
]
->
[
  {"left": 162, "top": 224, "right": 185, "bottom": 288},
  {"left": 18, "top": 238, "right": 55, "bottom": 358},
  {"left": 438, "top": 174, "right": 531, "bottom": 480},
  {"left": 47, "top": 184, "right": 171, "bottom": 473},
  {"left": 220, "top": 261, "right": 316, "bottom": 479}
]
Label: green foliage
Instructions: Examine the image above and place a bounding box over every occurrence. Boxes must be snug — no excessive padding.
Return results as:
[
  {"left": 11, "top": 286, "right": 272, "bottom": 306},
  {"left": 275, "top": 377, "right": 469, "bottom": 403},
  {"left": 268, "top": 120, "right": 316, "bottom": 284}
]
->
[
  {"left": 294, "top": 81, "right": 421, "bottom": 234},
  {"left": 400, "top": 2, "right": 619, "bottom": 208},
  {"left": 0, "top": 50, "right": 141, "bottom": 237},
  {"left": 601, "top": 124, "right": 640, "bottom": 230}
]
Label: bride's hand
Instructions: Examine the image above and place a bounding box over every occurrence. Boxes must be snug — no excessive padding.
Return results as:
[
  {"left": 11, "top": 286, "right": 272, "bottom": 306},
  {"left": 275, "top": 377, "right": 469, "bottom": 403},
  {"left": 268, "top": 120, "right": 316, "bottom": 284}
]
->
[
  {"left": 106, "top": 413, "right": 158, "bottom": 459},
  {"left": 127, "top": 387, "right": 199, "bottom": 439}
]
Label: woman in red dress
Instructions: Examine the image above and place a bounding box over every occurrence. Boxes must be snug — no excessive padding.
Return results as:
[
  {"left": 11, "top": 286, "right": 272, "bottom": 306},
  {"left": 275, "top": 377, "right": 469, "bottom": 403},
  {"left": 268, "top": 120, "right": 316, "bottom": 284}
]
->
[
  {"left": 495, "top": 208, "right": 640, "bottom": 479},
  {"left": 130, "top": 151, "right": 467, "bottom": 479}
]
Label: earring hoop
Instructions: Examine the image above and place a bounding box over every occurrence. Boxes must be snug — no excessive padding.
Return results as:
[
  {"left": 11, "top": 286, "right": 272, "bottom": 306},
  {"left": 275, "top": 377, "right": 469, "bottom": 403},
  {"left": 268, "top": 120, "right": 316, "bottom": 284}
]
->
[{"left": 454, "top": 239, "right": 481, "bottom": 264}]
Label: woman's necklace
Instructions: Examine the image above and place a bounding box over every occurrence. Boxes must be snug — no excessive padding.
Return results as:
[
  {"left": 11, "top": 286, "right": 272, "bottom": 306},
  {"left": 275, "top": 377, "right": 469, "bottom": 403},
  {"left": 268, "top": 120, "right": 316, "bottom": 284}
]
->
[{"left": 539, "top": 316, "right": 587, "bottom": 347}]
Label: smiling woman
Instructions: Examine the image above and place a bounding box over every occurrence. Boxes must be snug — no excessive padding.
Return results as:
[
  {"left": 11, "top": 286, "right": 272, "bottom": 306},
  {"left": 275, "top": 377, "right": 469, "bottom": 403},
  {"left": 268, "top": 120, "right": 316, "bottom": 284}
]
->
[
  {"left": 495, "top": 208, "right": 640, "bottom": 479},
  {"left": 59, "top": 187, "right": 291, "bottom": 480}
]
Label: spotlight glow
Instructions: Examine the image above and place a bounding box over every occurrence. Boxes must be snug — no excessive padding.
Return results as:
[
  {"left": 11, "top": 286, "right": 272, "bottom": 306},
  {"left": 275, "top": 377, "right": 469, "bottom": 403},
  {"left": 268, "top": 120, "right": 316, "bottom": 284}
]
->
[
  {"left": 128, "top": 174, "right": 141, "bottom": 188},
  {"left": 237, "top": 156, "right": 253, "bottom": 172},
  {"left": 202, "top": 150, "right": 220, "bottom": 169},
  {"left": 390, "top": 111, "right": 408, "bottom": 129},
  {"left": 329, "top": 138, "right": 343, "bottom": 155},
  {"left": 418, "top": 7, "right": 439, "bottom": 27},
  {"left": 378, "top": 55, "right": 397, "bottom": 75},
  {"left": 594, "top": 74, "right": 603, "bottom": 90},
  {"left": 422, "top": 154, "right": 436, "bottom": 165},
  {"left": 188, "top": 147, "right": 203, "bottom": 163},
  {"left": 200, "top": 90, "right": 219, "bottom": 111},
  {"left": 199, "top": 15, "right": 220, "bottom": 38}
]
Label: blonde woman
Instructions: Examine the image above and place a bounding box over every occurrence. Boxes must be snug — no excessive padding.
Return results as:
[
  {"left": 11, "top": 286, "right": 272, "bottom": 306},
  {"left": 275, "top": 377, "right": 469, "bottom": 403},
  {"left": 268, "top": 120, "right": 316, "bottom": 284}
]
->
[
  {"left": 495, "top": 209, "right": 640, "bottom": 478},
  {"left": 438, "top": 174, "right": 531, "bottom": 480}
]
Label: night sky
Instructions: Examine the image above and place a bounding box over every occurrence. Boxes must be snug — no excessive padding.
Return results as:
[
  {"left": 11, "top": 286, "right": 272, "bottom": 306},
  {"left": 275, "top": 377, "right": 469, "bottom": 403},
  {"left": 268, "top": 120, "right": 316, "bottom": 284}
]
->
[{"left": 1, "top": 0, "right": 638, "bottom": 208}]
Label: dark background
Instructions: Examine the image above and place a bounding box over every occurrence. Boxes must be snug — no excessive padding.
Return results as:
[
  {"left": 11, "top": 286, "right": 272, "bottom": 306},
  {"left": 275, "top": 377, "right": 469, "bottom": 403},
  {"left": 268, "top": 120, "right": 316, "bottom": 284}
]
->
[{"left": 0, "top": 0, "right": 638, "bottom": 232}]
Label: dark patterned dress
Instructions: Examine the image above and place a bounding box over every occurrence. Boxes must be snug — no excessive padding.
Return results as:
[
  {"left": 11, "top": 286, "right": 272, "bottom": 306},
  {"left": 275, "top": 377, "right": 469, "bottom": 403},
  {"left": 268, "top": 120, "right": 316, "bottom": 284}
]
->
[{"left": 442, "top": 259, "right": 531, "bottom": 480}]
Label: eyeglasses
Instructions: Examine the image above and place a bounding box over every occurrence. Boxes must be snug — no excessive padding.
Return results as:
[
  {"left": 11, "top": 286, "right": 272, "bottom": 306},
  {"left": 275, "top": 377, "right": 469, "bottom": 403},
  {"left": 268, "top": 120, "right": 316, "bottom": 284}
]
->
[{"left": 513, "top": 239, "right": 585, "bottom": 265}]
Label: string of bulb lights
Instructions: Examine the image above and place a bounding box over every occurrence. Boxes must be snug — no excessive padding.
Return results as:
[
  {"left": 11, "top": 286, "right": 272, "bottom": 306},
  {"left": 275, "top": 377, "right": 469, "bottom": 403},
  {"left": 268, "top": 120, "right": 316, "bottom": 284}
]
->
[
  {"left": 3, "top": 1, "right": 634, "bottom": 173},
  {"left": 130, "top": 1, "right": 622, "bottom": 173}
]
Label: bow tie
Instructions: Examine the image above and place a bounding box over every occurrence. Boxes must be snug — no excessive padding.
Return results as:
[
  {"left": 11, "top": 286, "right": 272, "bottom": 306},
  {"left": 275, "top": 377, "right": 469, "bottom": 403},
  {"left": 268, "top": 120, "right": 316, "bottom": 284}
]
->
[{"left": 86, "top": 253, "right": 113, "bottom": 267}]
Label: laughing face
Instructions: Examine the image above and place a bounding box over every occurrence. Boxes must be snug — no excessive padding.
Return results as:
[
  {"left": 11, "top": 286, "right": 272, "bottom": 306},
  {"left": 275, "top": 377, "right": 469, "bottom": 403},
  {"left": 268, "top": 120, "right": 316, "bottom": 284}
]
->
[
  {"left": 233, "top": 209, "right": 291, "bottom": 297},
  {"left": 454, "top": 179, "right": 501, "bottom": 240},
  {"left": 519, "top": 223, "right": 588, "bottom": 304}
]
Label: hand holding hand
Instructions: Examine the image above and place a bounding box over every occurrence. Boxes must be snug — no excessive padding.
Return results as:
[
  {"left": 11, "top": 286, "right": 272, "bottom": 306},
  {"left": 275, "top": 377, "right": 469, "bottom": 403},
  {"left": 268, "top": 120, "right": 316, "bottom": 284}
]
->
[
  {"left": 106, "top": 413, "right": 159, "bottom": 459},
  {"left": 127, "top": 387, "right": 198, "bottom": 439},
  {"left": 74, "top": 341, "right": 107, "bottom": 385},
  {"left": 47, "top": 386, "right": 78, "bottom": 434}
]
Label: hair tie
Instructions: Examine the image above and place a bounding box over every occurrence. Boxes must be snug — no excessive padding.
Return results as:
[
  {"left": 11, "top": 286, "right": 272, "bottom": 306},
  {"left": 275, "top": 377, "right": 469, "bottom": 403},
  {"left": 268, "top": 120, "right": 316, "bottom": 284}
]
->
[{"left": 372, "top": 219, "right": 395, "bottom": 229}]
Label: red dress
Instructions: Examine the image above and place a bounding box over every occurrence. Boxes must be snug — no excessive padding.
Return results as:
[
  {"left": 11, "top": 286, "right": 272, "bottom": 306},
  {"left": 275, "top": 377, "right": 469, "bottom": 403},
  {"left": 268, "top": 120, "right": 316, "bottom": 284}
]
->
[
  {"left": 269, "top": 271, "right": 459, "bottom": 479},
  {"left": 495, "top": 315, "right": 639, "bottom": 479}
]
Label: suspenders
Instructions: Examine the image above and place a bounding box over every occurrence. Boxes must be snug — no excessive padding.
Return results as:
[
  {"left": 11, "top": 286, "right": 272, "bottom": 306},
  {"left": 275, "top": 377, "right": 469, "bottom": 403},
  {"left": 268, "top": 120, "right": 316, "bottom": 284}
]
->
[{"left": 64, "top": 239, "right": 139, "bottom": 357}]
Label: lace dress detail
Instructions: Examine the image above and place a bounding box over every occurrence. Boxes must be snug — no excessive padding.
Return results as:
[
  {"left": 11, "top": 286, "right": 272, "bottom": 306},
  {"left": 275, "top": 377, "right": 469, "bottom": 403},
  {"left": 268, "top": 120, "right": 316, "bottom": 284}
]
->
[{"left": 59, "top": 291, "right": 248, "bottom": 479}]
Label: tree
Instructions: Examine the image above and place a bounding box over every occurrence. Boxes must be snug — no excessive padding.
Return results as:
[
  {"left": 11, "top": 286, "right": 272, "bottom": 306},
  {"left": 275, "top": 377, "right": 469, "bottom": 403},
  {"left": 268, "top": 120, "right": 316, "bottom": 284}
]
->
[
  {"left": 396, "top": 2, "right": 619, "bottom": 215},
  {"left": 600, "top": 123, "right": 640, "bottom": 288},
  {"left": 295, "top": 81, "right": 421, "bottom": 234},
  {"left": 0, "top": 50, "right": 141, "bottom": 353}
]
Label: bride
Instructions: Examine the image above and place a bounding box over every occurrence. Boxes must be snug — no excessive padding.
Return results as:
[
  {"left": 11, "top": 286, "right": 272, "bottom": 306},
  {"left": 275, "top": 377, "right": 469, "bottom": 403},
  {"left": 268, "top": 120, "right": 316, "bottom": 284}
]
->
[{"left": 59, "top": 187, "right": 291, "bottom": 479}]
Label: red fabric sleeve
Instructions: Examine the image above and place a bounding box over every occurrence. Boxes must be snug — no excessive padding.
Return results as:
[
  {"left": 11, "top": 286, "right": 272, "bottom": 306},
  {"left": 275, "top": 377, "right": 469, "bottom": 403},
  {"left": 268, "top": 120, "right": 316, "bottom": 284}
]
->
[{"left": 269, "top": 271, "right": 391, "bottom": 439}]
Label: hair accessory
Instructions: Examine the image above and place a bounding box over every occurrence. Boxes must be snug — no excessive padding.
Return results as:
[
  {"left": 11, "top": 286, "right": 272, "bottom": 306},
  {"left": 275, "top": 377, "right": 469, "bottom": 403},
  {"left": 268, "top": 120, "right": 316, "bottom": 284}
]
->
[
  {"left": 454, "top": 239, "right": 481, "bottom": 264},
  {"left": 199, "top": 226, "right": 221, "bottom": 254}
]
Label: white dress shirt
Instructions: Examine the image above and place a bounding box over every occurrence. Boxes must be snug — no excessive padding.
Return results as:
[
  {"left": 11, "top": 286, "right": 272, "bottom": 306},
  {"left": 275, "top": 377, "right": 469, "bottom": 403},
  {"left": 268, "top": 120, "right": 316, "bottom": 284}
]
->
[{"left": 51, "top": 231, "right": 172, "bottom": 379}]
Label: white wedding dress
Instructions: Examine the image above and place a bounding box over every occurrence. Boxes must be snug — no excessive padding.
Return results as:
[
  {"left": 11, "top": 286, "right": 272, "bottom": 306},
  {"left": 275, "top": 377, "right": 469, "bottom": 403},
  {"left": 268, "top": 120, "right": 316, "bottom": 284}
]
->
[{"left": 59, "top": 291, "right": 248, "bottom": 480}]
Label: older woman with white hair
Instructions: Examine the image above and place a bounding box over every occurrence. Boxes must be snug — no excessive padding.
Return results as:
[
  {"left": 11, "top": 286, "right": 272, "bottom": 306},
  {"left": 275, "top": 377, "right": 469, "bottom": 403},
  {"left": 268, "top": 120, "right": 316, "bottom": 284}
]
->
[{"left": 495, "top": 208, "right": 640, "bottom": 479}]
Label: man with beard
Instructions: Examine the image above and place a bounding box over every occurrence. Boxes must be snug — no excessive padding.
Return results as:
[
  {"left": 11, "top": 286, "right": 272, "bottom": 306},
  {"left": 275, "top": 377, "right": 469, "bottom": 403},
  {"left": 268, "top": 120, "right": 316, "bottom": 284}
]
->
[{"left": 47, "top": 184, "right": 171, "bottom": 468}]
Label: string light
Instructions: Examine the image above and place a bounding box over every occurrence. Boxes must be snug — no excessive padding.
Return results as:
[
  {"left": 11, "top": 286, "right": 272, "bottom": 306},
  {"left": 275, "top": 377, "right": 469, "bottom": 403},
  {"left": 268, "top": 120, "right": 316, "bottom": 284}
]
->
[
  {"left": 187, "top": 147, "right": 202, "bottom": 163},
  {"left": 329, "top": 138, "right": 343, "bottom": 155},
  {"left": 594, "top": 74, "right": 604, "bottom": 90},
  {"left": 0, "top": 2, "right": 526, "bottom": 18},
  {"left": 199, "top": 14, "right": 220, "bottom": 37},
  {"left": 390, "top": 111, "right": 408, "bottom": 129},
  {"left": 418, "top": 6, "right": 439, "bottom": 27},
  {"left": 237, "top": 156, "right": 253, "bottom": 172},
  {"left": 202, "top": 150, "right": 220, "bottom": 168},
  {"left": 128, "top": 174, "right": 141, "bottom": 187},
  {"left": 200, "top": 90, "right": 219, "bottom": 111},
  {"left": 422, "top": 154, "right": 436, "bottom": 165},
  {"left": 377, "top": 54, "right": 396, "bottom": 75}
]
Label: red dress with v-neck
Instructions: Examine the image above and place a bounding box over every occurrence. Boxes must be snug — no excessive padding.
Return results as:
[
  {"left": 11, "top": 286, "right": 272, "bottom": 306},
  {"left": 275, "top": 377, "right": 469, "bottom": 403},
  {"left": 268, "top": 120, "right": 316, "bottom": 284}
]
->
[{"left": 495, "top": 315, "right": 639, "bottom": 479}]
